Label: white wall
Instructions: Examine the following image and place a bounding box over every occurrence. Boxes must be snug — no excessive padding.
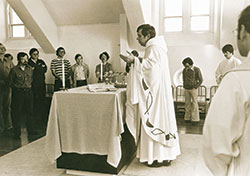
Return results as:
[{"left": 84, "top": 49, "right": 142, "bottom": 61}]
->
[
  {"left": 220, "top": 0, "right": 246, "bottom": 49},
  {"left": 58, "top": 23, "right": 121, "bottom": 84},
  {"left": 4, "top": 23, "right": 121, "bottom": 84}
]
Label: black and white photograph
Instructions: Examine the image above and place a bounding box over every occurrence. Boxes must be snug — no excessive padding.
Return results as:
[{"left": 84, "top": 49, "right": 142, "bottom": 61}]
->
[{"left": 0, "top": 0, "right": 250, "bottom": 175}]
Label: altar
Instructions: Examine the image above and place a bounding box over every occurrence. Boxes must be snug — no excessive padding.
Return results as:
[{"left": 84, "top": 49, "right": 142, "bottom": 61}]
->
[{"left": 45, "top": 84, "right": 136, "bottom": 175}]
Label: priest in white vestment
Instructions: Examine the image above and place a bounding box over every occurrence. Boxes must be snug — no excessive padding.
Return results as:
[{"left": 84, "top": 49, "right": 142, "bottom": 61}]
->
[
  {"left": 120, "top": 24, "right": 180, "bottom": 167},
  {"left": 203, "top": 5, "right": 250, "bottom": 176}
]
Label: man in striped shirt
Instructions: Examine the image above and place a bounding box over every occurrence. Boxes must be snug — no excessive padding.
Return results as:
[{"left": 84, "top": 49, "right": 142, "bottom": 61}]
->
[{"left": 50, "top": 47, "right": 72, "bottom": 91}]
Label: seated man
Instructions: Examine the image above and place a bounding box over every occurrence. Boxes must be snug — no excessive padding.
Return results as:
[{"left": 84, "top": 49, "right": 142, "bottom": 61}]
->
[{"left": 95, "top": 51, "right": 113, "bottom": 83}]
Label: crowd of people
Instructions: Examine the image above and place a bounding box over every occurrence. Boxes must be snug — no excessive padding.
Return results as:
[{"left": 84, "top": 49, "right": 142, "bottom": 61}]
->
[
  {"left": 0, "top": 43, "right": 114, "bottom": 139},
  {"left": 0, "top": 45, "right": 47, "bottom": 139},
  {"left": 50, "top": 47, "right": 114, "bottom": 90},
  {"left": 0, "top": 25, "right": 242, "bottom": 140}
]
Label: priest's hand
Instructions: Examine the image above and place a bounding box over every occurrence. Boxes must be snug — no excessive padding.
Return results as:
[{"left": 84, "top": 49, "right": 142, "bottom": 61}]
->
[{"left": 119, "top": 54, "right": 134, "bottom": 64}]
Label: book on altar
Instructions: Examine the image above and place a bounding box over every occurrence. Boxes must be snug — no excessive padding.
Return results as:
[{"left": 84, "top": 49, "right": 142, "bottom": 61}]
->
[{"left": 87, "top": 84, "right": 117, "bottom": 92}]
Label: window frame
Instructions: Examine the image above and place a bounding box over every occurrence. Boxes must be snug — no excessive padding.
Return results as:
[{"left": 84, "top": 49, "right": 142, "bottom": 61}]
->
[
  {"left": 161, "top": 0, "right": 215, "bottom": 34},
  {"left": 7, "top": 4, "right": 31, "bottom": 39}
]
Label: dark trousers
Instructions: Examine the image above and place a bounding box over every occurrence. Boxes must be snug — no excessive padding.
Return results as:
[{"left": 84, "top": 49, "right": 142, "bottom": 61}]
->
[
  {"left": 54, "top": 79, "right": 71, "bottom": 91},
  {"left": 0, "top": 85, "right": 12, "bottom": 132},
  {"left": 76, "top": 80, "right": 87, "bottom": 87},
  {"left": 32, "top": 85, "right": 46, "bottom": 125},
  {"left": 11, "top": 88, "right": 34, "bottom": 137}
]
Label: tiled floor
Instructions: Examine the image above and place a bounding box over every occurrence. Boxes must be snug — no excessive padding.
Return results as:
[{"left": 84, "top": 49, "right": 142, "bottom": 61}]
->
[
  {"left": 0, "top": 98, "right": 50, "bottom": 157},
  {"left": 0, "top": 124, "right": 47, "bottom": 157},
  {"left": 176, "top": 112, "right": 205, "bottom": 135},
  {"left": 0, "top": 131, "right": 212, "bottom": 176},
  {"left": 123, "top": 134, "right": 211, "bottom": 176}
]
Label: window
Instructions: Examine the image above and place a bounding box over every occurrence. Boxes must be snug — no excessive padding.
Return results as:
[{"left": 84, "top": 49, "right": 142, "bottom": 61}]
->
[
  {"left": 163, "top": 0, "right": 213, "bottom": 33},
  {"left": 164, "top": 0, "right": 183, "bottom": 32},
  {"left": 7, "top": 4, "right": 31, "bottom": 38}
]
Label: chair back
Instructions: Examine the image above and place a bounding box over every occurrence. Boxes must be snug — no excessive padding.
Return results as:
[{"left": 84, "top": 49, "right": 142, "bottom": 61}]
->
[{"left": 210, "top": 85, "right": 219, "bottom": 101}]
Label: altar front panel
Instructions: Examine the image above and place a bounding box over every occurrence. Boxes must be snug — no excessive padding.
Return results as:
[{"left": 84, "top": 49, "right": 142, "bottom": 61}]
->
[{"left": 45, "top": 86, "right": 127, "bottom": 167}]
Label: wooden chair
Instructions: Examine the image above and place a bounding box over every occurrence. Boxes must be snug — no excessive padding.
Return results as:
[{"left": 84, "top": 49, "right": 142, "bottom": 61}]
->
[{"left": 175, "top": 85, "right": 208, "bottom": 115}]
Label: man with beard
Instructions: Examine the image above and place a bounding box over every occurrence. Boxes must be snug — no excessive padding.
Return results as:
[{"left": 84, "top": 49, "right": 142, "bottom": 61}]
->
[{"left": 9, "top": 52, "right": 35, "bottom": 139}]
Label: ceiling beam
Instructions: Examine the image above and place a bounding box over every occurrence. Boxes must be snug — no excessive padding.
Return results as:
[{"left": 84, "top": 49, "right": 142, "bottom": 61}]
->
[
  {"left": 7, "top": 0, "right": 58, "bottom": 53},
  {"left": 121, "top": 0, "right": 146, "bottom": 40}
]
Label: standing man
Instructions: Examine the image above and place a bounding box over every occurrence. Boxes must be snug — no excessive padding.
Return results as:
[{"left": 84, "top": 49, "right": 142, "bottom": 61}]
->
[
  {"left": 28, "top": 48, "right": 47, "bottom": 125},
  {"left": 203, "top": 5, "right": 250, "bottom": 176},
  {"left": 50, "top": 47, "right": 71, "bottom": 91},
  {"left": 71, "top": 54, "right": 89, "bottom": 87},
  {"left": 9, "top": 52, "right": 35, "bottom": 139},
  {"left": 182, "top": 57, "right": 203, "bottom": 123},
  {"left": 215, "top": 44, "right": 242, "bottom": 85},
  {"left": 95, "top": 52, "right": 113, "bottom": 83},
  {"left": 120, "top": 24, "right": 180, "bottom": 167},
  {"left": 0, "top": 43, "right": 14, "bottom": 135}
]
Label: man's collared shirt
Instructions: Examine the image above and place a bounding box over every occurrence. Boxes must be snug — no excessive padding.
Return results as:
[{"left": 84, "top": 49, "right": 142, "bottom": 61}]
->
[
  {"left": 50, "top": 58, "right": 71, "bottom": 80},
  {"left": 182, "top": 66, "right": 203, "bottom": 89},
  {"left": 9, "top": 64, "right": 33, "bottom": 89}
]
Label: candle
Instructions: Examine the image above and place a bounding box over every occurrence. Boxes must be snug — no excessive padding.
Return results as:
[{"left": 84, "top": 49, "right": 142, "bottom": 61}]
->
[
  {"left": 62, "top": 59, "right": 65, "bottom": 89},
  {"left": 100, "top": 61, "right": 103, "bottom": 81}
]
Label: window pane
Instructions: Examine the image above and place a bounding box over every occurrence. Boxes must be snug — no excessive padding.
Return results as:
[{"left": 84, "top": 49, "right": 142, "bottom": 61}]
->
[
  {"left": 191, "top": 0, "right": 209, "bottom": 15},
  {"left": 191, "top": 16, "right": 209, "bottom": 31},
  {"left": 164, "top": 0, "right": 182, "bottom": 17},
  {"left": 12, "top": 25, "right": 25, "bottom": 37},
  {"left": 11, "top": 8, "right": 23, "bottom": 24},
  {"left": 164, "top": 18, "right": 182, "bottom": 32}
]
